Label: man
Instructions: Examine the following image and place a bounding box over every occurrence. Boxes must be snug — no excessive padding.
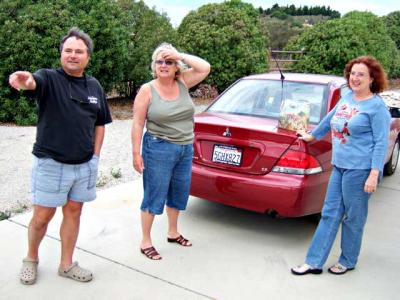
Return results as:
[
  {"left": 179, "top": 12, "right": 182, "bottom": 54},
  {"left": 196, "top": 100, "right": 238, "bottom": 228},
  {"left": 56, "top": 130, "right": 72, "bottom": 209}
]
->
[{"left": 9, "top": 27, "right": 112, "bottom": 284}]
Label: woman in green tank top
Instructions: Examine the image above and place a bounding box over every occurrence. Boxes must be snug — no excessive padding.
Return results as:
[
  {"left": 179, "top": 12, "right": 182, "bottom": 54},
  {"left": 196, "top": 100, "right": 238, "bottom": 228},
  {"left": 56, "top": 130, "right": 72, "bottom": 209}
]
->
[{"left": 132, "top": 43, "right": 210, "bottom": 260}]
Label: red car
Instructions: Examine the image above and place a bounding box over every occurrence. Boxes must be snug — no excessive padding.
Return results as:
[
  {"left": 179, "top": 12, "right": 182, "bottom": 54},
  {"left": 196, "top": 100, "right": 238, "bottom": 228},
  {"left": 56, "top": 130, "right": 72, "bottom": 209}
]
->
[{"left": 190, "top": 73, "right": 400, "bottom": 217}]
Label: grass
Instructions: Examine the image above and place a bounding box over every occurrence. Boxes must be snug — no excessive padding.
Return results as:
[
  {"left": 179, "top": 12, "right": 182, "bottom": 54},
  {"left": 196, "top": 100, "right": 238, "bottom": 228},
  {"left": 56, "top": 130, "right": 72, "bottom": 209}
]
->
[
  {"left": 0, "top": 205, "right": 28, "bottom": 221},
  {"left": 0, "top": 211, "right": 10, "bottom": 221},
  {"left": 110, "top": 167, "right": 122, "bottom": 179},
  {"left": 96, "top": 171, "right": 108, "bottom": 187}
]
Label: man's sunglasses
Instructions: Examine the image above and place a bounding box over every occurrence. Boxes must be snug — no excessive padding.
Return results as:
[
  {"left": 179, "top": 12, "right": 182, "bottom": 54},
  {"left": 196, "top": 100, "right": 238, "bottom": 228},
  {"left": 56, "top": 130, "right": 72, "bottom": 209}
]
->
[{"left": 155, "top": 60, "right": 176, "bottom": 66}]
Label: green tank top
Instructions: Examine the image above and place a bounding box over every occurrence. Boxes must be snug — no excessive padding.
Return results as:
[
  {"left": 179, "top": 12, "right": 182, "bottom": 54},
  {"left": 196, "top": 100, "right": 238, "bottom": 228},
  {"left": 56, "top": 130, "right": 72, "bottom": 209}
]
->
[{"left": 146, "top": 80, "right": 195, "bottom": 144}]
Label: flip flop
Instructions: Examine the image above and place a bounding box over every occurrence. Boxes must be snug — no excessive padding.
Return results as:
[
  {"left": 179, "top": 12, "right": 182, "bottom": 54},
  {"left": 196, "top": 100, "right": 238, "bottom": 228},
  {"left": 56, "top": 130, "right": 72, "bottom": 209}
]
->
[
  {"left": 167, "top": 235, "right": 192, "bottom": 247},
  {"left": 58, "top": 262, "right": 93, "bottom": 282},
  {"left": 291, "top": 263, "right": 323, "bottom": 275},
  {"left": 328, "top": 263, "right": 354, "bottom": 275},
  {"left": 20, "top": 258, "right": 39, "bottom": 285}
]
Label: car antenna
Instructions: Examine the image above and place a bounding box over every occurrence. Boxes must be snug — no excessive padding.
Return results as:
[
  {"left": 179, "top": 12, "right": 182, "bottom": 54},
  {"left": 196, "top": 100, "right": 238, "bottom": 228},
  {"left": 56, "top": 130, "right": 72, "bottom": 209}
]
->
[{"left": 272, "top": 53, "right": 285, "bottom": 98}]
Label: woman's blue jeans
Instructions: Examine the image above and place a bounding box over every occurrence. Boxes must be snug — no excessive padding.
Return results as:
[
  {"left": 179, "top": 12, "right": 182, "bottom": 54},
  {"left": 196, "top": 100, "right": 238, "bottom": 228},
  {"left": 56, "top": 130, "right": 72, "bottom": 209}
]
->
[
  {"left": 305, "top": 166, "right": 372, "bottom": 269},
  {"left": 141, "top": 132, "right": 193, "bottom": 215}
]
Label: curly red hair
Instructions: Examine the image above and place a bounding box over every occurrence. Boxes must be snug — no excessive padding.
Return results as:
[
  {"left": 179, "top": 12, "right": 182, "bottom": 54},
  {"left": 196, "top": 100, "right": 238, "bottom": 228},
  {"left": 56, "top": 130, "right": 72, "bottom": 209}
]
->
[{"left": 344, "top": 56, "right": 388, "bottom": 93}]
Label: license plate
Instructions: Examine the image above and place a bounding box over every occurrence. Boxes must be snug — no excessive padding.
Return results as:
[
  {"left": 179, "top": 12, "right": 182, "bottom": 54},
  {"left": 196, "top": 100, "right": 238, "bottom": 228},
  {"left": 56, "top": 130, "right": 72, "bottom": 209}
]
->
[{"left": 212, "top": 144, "right": 242, "bottom": 166}]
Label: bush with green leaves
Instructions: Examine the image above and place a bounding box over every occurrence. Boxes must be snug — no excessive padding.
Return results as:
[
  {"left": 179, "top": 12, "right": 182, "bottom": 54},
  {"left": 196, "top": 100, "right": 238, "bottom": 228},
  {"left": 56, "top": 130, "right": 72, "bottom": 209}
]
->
[
  {"left": 0, "top": 0, "right": 129, "bottom": 124},
  {"left": 0, "top": 0, "right": 71, "bottom": 124},
  {"left": 110, "top": 167, "right": 122, "bottom": 179},
  {"left": 286, "top": 11, "right": 400, "bottom": 77},
  {"left": 69, "top": 0, "right": 130, "bottom": 94},
  {"left": 260, "top": 15, "right": 334, "bottom": 51},
  {"left": 260, "top": 16, "right": 304, "bottom": 50},
  {"left": 177, "top": 0, "right": 268, "bottom": 92},
  {"left": 383, "top": 11, "right": 400, "bottom": 49},
  {"left": 115, "top": 0, "right": 177, "bottom": 98}
]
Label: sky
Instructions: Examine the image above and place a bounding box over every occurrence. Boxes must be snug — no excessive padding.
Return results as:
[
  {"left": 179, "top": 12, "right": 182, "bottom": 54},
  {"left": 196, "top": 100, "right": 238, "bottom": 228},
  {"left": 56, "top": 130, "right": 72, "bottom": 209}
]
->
[{"left": 143, "top": 0, "right": 400, "bottom": 27}]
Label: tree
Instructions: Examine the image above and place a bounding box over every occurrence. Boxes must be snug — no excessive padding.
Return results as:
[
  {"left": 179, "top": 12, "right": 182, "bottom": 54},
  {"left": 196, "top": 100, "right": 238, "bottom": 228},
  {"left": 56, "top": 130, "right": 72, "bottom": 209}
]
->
[
  {"left": 115, "top": 0, "right": 177, "bottom": 98},
  {"left": 69, "top": 0, "right": 130, "bottom": 93},
  {"left": 260, "top": 16, "right": 304, "bottom": 50},
  {"left": 260, "top": 3, "right": 340, "bottom": 18},
  {"left": 286, "top": 11, "right": 400, "bottom": 77},
  {"left": 0, "top": 0, "right": 129, "bottom": 124},
  {"left": 0, "top": 0, "right": 72, "bottom": 124},
  {"left": 383, "top": 11, "right": 400, "bottom": 49},
  {"left": 178, "top": 0, "right": 268, "bottom": 92}
]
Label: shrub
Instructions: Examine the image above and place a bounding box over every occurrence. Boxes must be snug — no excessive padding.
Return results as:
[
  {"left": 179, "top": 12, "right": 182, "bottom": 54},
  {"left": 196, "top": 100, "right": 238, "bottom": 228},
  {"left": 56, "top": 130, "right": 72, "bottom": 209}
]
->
[
  {"left": 110, "top": 167, "right": 122, "bottom": 179},
  {"left": 383, "top": 11, "right": 400, "bottom": 49},
  {"left": 0, "top": 0, "right": 129, "bottom": 124},
  {"left": 286, "top": 11, "right": 400, "bottom": 77},
  {"left": 115, "top": 0, "right": 177, "bottom": 98},
  {"left": 178, "top": 0, "right": 269, "bottom": 92}
]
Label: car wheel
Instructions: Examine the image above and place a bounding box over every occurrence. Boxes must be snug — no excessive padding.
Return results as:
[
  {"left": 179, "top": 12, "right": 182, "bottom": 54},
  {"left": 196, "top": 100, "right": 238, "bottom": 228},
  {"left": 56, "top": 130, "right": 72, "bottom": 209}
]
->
[{"left": 384, "top": 139, "right": 399, "bottom": 176}]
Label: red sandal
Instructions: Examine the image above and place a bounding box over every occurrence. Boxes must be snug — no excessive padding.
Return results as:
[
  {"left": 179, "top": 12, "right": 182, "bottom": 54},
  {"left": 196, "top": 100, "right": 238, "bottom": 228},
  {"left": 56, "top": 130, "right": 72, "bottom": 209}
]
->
[
  {"left": 167, "top": 235, "right": 192, "bottom": 247},
  {"left": 140, "top": 246, "right": 162, "bottom": 260}
]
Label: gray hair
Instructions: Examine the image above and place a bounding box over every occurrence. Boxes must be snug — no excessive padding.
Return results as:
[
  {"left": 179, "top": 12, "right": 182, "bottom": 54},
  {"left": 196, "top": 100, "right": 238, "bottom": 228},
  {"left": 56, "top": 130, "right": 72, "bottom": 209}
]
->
[
  {"left": 151, "top": 42, "right": 185, "bottom": 78},
  {"left": 60, "top": 27, "right": 93, "bottom": 56}
]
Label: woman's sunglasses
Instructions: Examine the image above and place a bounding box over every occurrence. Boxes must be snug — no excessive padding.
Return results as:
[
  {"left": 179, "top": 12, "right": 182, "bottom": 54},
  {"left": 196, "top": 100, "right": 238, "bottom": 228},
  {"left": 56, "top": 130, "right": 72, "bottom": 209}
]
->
[{"left": 155, "top": 60, "right": 176, "bottom": 66}]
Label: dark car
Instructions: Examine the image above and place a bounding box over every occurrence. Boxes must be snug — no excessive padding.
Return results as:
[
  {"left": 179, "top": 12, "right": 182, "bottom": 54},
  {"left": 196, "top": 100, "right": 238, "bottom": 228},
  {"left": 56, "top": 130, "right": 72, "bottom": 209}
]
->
[{"left": 190, "top": 73, "right": 400, "bottom": 217}]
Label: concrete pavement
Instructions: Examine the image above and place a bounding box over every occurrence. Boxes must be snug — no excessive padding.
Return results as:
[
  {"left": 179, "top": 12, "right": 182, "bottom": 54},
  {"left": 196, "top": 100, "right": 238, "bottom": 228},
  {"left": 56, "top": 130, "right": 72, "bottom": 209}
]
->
[{"left": 1, "top": 170, "right": 400, "bottom": 300}]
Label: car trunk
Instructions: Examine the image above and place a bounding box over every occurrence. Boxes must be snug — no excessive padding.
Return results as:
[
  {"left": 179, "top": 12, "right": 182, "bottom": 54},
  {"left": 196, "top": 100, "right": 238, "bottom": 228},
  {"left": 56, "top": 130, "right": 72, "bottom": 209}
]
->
[{"left": 193, "top": 112, "right": 298, "bottom": 175}]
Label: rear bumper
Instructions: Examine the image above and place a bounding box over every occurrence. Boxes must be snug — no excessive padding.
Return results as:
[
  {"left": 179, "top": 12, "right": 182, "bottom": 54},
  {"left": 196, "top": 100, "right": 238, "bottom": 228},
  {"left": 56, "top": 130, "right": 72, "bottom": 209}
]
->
[{"left": 190, "top": 163, "right": 330, "bottom": 217}]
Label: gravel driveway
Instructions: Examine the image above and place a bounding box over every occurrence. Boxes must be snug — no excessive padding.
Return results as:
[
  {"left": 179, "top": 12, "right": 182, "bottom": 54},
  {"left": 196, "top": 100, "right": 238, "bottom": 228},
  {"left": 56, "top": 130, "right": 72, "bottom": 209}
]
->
[
  {"left": 0, "top": 105, "right": 208, "bottom": 216},
  {"left": 0, "top": 120, "right": 138, "bottom": 215}
]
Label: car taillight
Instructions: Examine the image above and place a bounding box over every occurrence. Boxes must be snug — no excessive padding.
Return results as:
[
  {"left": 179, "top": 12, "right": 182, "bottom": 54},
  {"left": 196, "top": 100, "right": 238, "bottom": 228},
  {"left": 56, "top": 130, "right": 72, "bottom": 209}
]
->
[{"left": 272, "top": 149, "right": 322, "bottom": 175}]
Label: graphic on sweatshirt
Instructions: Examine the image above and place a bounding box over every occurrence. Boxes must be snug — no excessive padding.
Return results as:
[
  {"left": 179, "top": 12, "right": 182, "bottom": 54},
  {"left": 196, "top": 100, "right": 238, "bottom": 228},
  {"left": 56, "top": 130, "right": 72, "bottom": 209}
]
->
[{"left": 330, "top": 103, "right": 359, "bottom": 144}]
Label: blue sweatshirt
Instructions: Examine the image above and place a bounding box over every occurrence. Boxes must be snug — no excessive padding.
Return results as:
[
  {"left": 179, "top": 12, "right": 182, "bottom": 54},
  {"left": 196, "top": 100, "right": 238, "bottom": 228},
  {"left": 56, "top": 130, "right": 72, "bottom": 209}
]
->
[{"left": 312, "top": 91, "right": 390, "bottom": 172}]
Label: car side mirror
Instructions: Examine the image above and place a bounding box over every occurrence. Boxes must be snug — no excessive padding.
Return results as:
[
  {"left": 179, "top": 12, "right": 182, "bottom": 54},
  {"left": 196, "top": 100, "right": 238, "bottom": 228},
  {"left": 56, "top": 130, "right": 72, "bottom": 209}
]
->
[{"left": 389, "top": 107, "right": 400, "bottom": 118}]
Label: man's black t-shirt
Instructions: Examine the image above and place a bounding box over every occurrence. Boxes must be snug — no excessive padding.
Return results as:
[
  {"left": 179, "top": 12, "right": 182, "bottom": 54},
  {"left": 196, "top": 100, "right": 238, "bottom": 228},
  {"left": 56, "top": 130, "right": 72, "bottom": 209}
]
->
[{"left": 27, "top": 68, "right": 112, "bottom": 164}]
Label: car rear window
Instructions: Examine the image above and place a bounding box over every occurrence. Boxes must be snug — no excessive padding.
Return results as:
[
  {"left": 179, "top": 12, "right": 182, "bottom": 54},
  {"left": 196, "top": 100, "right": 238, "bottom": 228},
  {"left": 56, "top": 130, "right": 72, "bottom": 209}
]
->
[{"left": 207, "top": 79, "right": 328, "bottom": 124}]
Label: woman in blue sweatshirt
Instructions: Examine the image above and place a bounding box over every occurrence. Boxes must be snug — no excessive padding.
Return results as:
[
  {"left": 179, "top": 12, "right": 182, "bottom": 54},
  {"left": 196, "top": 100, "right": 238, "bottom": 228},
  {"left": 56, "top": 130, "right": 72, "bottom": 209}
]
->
[{"left": 291, "top": 56, "right": 391, "bottom": 275}]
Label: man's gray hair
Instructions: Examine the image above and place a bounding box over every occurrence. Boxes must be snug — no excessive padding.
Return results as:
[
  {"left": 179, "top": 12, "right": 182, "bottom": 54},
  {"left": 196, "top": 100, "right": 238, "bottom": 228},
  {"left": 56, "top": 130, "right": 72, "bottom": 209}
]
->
[{"left": 60, "top": 27, "right": 93, "bottom": 56}]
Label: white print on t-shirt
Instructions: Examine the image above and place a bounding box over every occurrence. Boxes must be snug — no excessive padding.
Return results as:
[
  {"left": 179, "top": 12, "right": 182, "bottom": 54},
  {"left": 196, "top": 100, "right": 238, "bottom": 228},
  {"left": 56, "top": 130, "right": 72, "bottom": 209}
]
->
[{"left": 88, "top": 96, "right": 98, "bottom": 104}]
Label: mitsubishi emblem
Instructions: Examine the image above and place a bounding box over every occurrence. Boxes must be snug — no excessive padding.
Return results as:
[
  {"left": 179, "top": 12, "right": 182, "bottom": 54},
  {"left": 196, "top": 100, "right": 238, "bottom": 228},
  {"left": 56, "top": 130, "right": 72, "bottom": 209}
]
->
[{"left": 223, "top": 127, "right": 232, "bottom": 137}]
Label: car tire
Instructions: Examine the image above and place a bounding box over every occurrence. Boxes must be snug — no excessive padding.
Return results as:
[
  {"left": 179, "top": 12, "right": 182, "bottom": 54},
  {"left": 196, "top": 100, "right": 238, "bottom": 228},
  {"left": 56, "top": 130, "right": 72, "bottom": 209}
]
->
[{"left": 384, "top": 139, "right": 399, "bottom": 176}]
